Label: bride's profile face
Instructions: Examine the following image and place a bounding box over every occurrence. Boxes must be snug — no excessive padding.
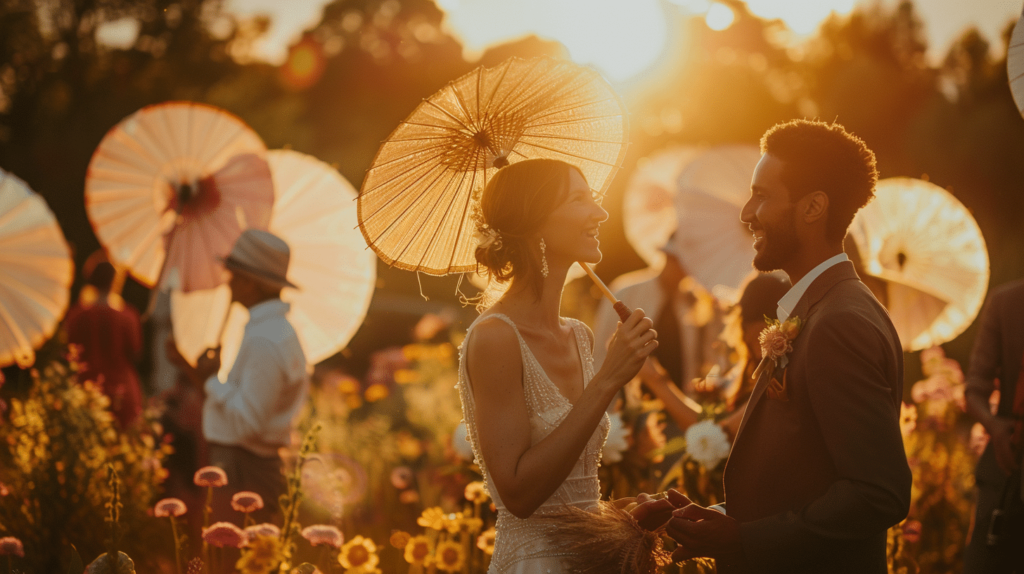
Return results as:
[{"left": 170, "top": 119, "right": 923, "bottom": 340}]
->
[{"left": 538, "top": 169, "right": 608, "bottom": 266}]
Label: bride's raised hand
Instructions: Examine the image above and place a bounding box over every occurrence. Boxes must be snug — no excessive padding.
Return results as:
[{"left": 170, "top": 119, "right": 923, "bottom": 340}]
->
[{"left": 595, "top": 308, "right": 658, "bottom": 393}]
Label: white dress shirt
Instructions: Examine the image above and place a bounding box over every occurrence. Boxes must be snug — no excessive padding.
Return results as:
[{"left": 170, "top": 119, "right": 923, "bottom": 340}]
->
[
  {"left": 776, "top": 253, "right": 849, "bottom": 322},
  {"left": 203, "top": 299, "right": 308, "bottom": 457}
]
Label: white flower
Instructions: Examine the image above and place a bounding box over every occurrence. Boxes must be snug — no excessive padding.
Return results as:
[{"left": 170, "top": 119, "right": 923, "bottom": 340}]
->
[
  {"left": 684, "top": 420, "right": 731, "bottom": 469},
  {"left": 452, "top": 421, "right": 474, "bottom": 461},
  {"left": 602, "top": 411, "right": 631, "bottom": 464}
]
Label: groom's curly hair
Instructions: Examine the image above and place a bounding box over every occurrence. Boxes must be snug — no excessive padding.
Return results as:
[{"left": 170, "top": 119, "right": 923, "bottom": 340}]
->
[{"left": 760, "top": 119, "right": 878, "bottom": 243}]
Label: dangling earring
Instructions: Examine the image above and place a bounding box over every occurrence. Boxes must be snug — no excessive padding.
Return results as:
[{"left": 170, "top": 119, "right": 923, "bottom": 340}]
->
[{"left": 539, "top": 237, "right": 549, "bottom": 278}]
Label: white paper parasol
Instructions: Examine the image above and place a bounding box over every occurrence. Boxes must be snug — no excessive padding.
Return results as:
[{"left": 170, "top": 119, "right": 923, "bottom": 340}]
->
[
  {"left": 85, "top": 101, "right": 273, "bottom": 292},
  {"left": 671, "top": 145, "right": 760, "bottom": 300},
  {"left": 622, "top": 146, "right": 704, "bottom": 270},
  {"left": 172, "top": 150, "right": 377, "bottom": 373},
  {"left": 848, "top": 177, "right": 989, "bottom": 351},
  {"left": 1007, "top": 9, "right": 1024, "bottom": 118},
  {"left": 0, "top": 169, "right": 73, "bottom": 368}
]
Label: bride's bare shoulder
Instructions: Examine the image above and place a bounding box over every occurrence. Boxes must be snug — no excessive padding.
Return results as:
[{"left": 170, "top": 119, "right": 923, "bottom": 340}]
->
[{"left": 466, "top": 315, "right": 519, "bottom": 358}]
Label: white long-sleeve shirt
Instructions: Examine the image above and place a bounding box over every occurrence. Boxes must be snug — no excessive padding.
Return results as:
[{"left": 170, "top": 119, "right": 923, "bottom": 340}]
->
[{"left": 203, "top": 299, "right": 308, "bottom": 457}]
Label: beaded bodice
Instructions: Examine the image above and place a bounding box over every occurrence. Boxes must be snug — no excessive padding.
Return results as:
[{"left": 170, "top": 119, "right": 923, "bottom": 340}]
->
[{"left": 457, "top": 313, "right": 610, "bottom": 573}]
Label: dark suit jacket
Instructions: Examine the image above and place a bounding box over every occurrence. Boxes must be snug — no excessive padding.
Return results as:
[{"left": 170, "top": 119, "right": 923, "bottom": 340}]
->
[
  {"left": 719, "top": 261, "right": 912, "bottom": 574},
  {"left": 965, "top": 278, "right": 1024, "bottom": 488}
]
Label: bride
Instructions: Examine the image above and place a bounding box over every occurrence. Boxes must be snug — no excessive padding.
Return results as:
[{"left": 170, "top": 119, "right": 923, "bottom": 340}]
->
[{"left": 458, "top": 158, "right": 674, "bottom": 573}]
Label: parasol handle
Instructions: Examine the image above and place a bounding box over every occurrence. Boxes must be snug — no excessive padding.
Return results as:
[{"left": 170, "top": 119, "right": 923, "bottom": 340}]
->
[
  {"left": 206, "top": 303, "right": 234, "bottom": 360},
  {"left": 581, "top": 263, "right": 631, "bottom": 322}
]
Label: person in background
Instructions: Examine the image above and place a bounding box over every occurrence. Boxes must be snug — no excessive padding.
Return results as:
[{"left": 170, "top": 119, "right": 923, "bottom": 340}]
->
[
  {"left": 717, "top": 273, "right": 791, "bottom": 439},
  {"left": 963, "top": 278, "right": 1024, "bottom": 573},
  {"left": 593, "top": 236, "right": 725, "bottom": 474},
  {"left": 180, "top": 229, "right": 308, "bottom": 524},
  {"left": 65, "top": 251, "right": 143, "bottom": 429},
  {"left": 593, "top": 236, "right": 723, "bottom": 394}
]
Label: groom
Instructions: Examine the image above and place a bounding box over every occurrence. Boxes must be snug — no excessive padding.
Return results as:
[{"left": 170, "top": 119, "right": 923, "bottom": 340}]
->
[{"left": 665, "top": 120, "right": 912, "bottom": 573}]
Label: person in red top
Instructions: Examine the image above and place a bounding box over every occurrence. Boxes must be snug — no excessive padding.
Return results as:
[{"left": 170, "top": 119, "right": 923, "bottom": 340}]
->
[{"left": 65, "top": 252, "right": 143, "bottom": 428}]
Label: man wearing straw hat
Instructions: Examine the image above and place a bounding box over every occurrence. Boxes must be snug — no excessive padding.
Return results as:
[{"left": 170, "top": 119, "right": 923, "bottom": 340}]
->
[{"left": 191, "top": 229, "right": 308, "bottom": 523}]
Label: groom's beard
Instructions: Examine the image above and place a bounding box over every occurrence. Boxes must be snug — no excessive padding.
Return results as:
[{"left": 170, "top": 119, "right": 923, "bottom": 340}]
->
[{"left": 752, "top": 208, "right": 800, "bottom": 272}]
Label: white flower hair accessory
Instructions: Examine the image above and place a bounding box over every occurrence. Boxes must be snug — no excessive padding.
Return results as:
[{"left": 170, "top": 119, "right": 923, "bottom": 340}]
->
[{"left": 473, "top": 224, "right": 502, "bottom": 250}]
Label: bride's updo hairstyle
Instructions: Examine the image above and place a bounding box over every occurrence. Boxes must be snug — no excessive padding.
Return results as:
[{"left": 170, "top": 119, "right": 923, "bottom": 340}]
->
[{"left": 475, "top": 158, "right": 582, "bottom": 298}]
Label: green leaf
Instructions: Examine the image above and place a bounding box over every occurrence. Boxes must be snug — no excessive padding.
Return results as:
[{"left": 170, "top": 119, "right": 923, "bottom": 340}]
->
[
  {"left": 67, "top": 544, "right": 84, "bottom": 574},
  {"left": 291, "top": 563, "right": 318, "bottom": 574}
]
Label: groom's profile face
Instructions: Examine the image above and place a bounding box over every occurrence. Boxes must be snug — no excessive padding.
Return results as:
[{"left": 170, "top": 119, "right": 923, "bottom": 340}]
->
[{"left": 742, "top": 154, "right": 799, "bottom": 272}]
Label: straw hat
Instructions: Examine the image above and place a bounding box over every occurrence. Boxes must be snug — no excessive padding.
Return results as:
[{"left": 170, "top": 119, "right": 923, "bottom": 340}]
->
[{"left": 222, "top": 229, "right": 298, "bottom": 290}]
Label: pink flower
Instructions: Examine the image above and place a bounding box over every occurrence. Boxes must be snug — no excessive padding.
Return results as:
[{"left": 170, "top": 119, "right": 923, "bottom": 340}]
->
[
  {"left": 390, "top": 466, "right": 413, "bottom": 490},
  {"left": 245, "top": 523, "right": 281, "bottom": 542},
  {"left": 202, "top": 522, "right": 246, "bottom": 548},
  {"left": 194, "top": 466, "right": 228, "bottom": 488},
  {"left": 901, "top": 520, "right": 922, "bottom": 544},
  {"left": 301, "top": 524, "right": 344, "bottom": 548},
  {"left": 0, "top": 537, "right": 24, "bottom": 557},
  {"left": 154, "top": 498, "right": 188, "bottom": 518},
  {"left": 759, "top": 326, "right": 792, "bottom": 361},
  {"left": 231, "top": 491, "right": 264, "bottom": 513}
]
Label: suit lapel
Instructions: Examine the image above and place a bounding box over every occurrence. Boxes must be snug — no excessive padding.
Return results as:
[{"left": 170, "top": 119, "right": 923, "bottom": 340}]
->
[{"left": 731, "top": 261, "right": 860, "bottom": 445}]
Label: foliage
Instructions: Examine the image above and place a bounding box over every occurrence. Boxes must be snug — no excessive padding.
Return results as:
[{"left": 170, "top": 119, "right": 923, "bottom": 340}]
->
[
  {"left": 0, "top": 351, "right": 171, "bottom": 573},
  {"left": 896, "top": 347, "right": 977, "bottom": 574}
]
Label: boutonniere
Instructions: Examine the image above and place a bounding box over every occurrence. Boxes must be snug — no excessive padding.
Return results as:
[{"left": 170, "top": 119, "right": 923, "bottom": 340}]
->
[{"left": 752, "top": 316, "right": 803, "bottom": 401}]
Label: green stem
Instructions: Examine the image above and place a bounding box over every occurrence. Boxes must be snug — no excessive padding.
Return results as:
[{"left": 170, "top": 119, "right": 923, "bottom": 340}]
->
[
  {"left": 203, "top": 486, "right": 212, "bottom": 574},
  {"left": 318, "top": 545, "right": 328, "bottom": 572},
  {"left": 170, "top": 516, "right": 183, "bottom": 574}
]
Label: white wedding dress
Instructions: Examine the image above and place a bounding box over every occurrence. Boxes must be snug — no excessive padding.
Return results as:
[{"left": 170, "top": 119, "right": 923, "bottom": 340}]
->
[{"left": 457, "top": 313, "right": 610, "bottom": 574}]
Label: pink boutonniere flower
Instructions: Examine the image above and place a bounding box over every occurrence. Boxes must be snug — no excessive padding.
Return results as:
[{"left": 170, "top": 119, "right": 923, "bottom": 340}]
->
[{"left": 752, "top": 316, "right": 803, "bottom": 391}]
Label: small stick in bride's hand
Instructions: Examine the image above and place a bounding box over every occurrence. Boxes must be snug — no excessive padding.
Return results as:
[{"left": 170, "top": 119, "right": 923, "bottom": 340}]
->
[{"left": 581, "top": 262, "right": 631, "bottom": 321}]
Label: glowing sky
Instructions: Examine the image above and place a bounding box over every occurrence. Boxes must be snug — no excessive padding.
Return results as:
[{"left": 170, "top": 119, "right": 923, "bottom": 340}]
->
[{"left": 217, "top": 0, "right": 1020, "bottom": 82}]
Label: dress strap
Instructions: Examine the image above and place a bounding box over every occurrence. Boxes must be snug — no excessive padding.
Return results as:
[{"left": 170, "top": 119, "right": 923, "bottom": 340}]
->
[{"left": 566, "top": 318, "right": 596, "bottom": 387}]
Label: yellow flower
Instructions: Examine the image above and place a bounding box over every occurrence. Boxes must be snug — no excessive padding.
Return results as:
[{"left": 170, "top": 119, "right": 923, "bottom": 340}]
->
[
  {"left": 444, "top": 512, "right": 464, "bottom": 534},
  {"left": 364, "top": 384, "right": 389, "bottom": 402},
  {"left": 476, "top": 528, "right": 496, "bottom": 555},
  {"left": 434, "top": 540, "right": 465, "bottom": 573},
  {"left": 339, "top": 536, "right": 378, "bottom": 570},
  {"left": 394, "top": 368, "right": 419, "bottom": 384},
  {"left": 417, "top": 507, "right": 446, "bottom": 530},
  {"left": 237, "top": 535, "right": 283, "bottom": 574},
  {"left": 461, "top": 515, "right": 483, "bottom": 533},
  {"left": 403, "top": 535, "right": 432, "bottom": 565},
  {"left": 389, "top": 530, "right": 411, "bottom": 549},
  {"left": 464, "top": 481, "right": 489, "bottom": 503},
  {"left": 396, "top": 431, "right": 424, "bottom": 460}
]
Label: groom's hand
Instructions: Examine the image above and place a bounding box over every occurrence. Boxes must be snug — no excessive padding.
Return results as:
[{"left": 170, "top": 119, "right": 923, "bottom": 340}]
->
[
  {"left": 629, "top": 489, "right": 691, "bottom": 530},
  {"left": 666, "top": 504, "right": 742, "bottom": 561}
]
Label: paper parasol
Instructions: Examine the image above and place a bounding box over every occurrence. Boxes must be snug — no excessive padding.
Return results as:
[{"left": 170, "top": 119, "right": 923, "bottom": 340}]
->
[
  {"left": 848, "top": 177, "right": 989, "bottom": 351},
  {"left": 622, "top": 146, "right": 704, "bottom": 270},
  {"left": 85, "top": 101, "right": 273, "bottom": 292},
  {"left": 172, "top": 150, "right": 376, "bottom": 372},
  {"left": 1008, "top": 9, "right": 1024, "bottom": 118},
  {"left": 358, "top": 56, "right": 628, "bottom": 277},
  {"left": 671, "top": 145, "right": 760, "bottom": 300},
  {"left": 0, "top": 169, "right": 73, "bottom": 368}
]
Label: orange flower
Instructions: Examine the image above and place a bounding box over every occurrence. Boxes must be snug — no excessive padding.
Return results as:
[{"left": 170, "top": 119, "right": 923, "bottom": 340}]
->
[
  {"left": 389, "top": 530, "right": 411, "bottom": 549},
  {"left": 434, "top": 540, "right": 465, "bottom": 572},
  {"left": 464, "top": 481, "right": 488, "bottom": 503},
  {"left": 476, "top": 528, "right": 496, "bottom": 555},
  {"left": 338, "top": 536, "right": 378, "bottom": 570},
  {"left": 417, "top": 507, "right": 445, "bottom": 530},
  {"left": 403, "top": 535, "right": 432, "bottom": 565},
  {"left": 364, "top": 383, "right": 389, "bottom": 402}
]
